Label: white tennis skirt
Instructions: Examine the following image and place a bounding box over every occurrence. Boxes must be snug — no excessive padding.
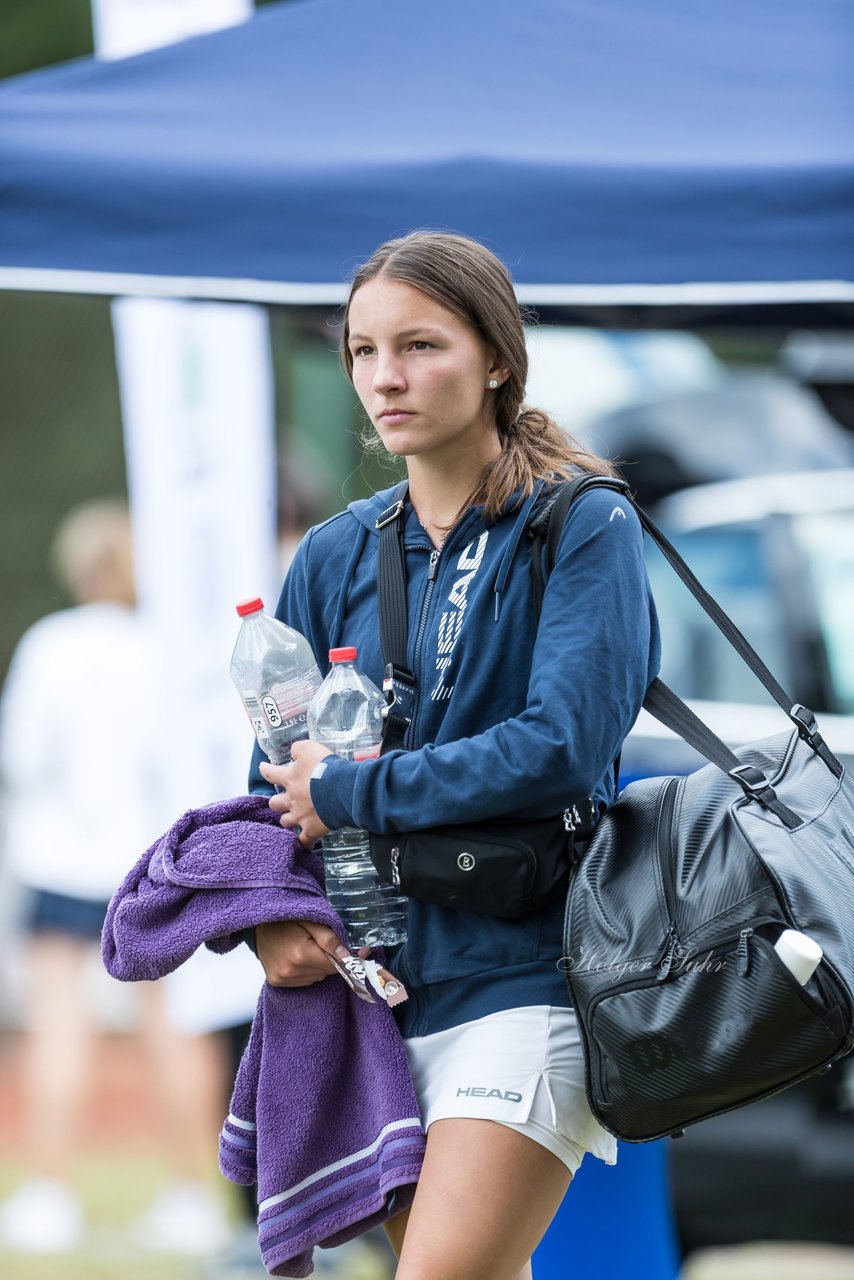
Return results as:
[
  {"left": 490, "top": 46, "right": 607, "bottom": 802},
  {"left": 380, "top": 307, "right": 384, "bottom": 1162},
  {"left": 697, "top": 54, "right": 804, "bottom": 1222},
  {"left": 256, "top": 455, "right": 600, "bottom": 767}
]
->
[{"left": 402, "top": 1004, "right": 618, "bottom": 1175}]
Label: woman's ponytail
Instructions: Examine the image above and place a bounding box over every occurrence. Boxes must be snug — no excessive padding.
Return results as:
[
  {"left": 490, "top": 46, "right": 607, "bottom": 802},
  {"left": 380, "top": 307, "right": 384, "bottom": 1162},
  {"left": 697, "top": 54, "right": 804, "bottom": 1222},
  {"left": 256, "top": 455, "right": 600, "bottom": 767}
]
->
[{"left": 468, "top": 405, "right": 615, "bottom": 522}]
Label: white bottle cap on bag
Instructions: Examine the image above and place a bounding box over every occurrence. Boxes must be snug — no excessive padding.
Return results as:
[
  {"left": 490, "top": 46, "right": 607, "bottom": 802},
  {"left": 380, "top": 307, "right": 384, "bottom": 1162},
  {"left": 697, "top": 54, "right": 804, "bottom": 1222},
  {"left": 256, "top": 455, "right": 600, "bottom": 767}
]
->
[{"left": 774, "top": 929, "right": 823, "bottom": 986}]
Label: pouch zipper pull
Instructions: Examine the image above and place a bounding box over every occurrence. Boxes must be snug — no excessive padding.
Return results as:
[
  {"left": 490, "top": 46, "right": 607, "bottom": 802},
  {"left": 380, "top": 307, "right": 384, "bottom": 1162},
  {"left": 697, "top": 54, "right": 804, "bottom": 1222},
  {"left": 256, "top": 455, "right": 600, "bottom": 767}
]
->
[
  {"left": 563, "top": 804, "right": 582, "bottom": 833},
  {"left": 390, "top": 846, "right": 401, "bottom": 887},
  {"left": 737, "top": 928, "right": 753, "bottom": 977},
  {"left": 427, "top": 549, "right": 440, "bottom": 581},
  {"left": 657, "top": 925, "right": 678, "bottom": 982}
]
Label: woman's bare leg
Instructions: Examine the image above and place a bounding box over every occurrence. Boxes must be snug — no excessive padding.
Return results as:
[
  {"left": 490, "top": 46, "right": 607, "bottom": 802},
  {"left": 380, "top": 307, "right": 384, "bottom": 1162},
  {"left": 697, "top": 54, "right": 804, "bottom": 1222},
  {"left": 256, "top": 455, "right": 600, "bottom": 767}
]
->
[
  {"left": 23, "top": 934, "right": 93, "bottom": 1180},
  {"left": 138, "top": 981, "right": 228, "bottom": 1181},
  {"left": 384, "top": 1117, "right": 571, "bottom": 1280}
]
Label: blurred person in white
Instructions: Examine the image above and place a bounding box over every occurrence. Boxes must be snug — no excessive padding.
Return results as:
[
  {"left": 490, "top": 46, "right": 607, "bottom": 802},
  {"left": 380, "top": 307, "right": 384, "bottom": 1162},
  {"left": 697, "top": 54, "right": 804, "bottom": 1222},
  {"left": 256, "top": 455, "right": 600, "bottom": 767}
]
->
[{"left": 0, "top": 499, "right": 233, "bottom": 1256}]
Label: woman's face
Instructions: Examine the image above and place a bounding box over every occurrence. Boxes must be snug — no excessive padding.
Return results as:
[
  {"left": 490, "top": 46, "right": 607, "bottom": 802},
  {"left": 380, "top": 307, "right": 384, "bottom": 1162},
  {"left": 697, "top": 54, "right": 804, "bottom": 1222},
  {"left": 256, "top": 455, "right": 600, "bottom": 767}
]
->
[{"left": 346, "top": 276, "right": 507, "bottom": 464}]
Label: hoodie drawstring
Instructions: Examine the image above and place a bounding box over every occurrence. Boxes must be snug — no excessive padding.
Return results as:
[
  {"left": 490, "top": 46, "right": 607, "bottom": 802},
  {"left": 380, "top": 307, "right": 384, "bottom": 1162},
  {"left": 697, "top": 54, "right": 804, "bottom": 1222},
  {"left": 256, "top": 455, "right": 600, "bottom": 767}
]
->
[
  {"left": 330, "top": 522, "right": 368, "bottom": 649},
  {"left": 492, "top": 481, "right": 546, "bottom": 620}
]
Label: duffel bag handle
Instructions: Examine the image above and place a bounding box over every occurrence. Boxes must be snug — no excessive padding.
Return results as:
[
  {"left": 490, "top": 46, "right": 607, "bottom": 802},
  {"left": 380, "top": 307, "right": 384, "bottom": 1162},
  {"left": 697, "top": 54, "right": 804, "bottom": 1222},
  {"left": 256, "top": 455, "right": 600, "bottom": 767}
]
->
[{"left": 537, "top": 475, "right": 843, "bottom": 820}]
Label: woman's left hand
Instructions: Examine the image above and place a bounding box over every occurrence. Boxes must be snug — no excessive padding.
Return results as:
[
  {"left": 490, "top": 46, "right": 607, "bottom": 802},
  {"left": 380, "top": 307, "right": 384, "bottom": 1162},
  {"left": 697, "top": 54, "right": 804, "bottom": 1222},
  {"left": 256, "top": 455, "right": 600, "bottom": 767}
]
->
[{"left": 259, "top": 739, "right": 334, "bottom": 848}]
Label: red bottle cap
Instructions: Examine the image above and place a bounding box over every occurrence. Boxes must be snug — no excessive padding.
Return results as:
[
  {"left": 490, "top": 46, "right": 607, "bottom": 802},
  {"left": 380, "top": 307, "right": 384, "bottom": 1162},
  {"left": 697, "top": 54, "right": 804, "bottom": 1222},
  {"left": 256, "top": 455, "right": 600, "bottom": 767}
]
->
[
  {"left": 235, "top": 597, "right": 264, "bottom": 617},
  {"left": 329, "top": 646, "right": 357, "bottom": 662}
]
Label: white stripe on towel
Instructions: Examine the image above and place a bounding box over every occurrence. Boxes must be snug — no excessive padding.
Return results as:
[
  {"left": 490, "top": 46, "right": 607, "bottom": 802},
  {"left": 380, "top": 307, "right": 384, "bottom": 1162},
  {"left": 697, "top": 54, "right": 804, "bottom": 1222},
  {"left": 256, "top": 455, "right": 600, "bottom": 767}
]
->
[
  {"left": 258, "top": 1116, "right": 423, "bottom": 1212},
  {"left": 227, "top": 1113, "right": 257, "bottom": 1132}
]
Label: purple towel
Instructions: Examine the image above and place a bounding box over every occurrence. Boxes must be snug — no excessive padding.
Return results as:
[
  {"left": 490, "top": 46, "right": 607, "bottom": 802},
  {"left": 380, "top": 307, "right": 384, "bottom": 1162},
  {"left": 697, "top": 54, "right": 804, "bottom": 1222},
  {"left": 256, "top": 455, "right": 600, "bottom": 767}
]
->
[{"left": 103, "top": 795, "right": 425, "bottom": 1277}]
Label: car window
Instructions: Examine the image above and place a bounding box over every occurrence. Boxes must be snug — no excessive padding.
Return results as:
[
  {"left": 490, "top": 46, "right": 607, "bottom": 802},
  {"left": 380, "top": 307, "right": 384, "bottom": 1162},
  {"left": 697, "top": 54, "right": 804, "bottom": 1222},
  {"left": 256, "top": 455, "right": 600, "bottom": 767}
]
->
[
  {"left": 790, "top": 512, "right": 854, "bottom": 714},
  {"left": 645, "top": 525, "right": 791, "bottom": 706}
]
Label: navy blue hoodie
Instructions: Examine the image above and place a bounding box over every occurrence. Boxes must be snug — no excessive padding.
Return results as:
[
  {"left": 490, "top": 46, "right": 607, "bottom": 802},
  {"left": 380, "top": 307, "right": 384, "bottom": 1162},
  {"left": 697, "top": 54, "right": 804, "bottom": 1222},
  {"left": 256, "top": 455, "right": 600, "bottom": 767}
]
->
[{"left": 250, "top": 478, "right": 660, "bottom": 1037}]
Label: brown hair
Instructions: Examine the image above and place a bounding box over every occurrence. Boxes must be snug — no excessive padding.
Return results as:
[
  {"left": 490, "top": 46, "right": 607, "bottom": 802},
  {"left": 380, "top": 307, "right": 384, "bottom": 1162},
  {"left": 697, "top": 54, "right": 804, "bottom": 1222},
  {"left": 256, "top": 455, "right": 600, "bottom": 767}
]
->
[{"left": 341, "top": 230, "right": 614, "bottom": 521}]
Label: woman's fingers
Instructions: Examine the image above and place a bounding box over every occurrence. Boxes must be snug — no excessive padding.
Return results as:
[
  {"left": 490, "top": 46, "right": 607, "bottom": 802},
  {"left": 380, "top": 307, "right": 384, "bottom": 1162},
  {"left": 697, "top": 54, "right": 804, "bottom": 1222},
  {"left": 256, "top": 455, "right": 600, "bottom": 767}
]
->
[
  {"left": 301, "top": 921, "right": 349, "bottom": 958},
  {"left": 259, "top": 757, "right": 330, "bottom": 846},
  {"left": 259, "top": 760, "right": 290, "bottom": 791},
  {"left": 256, "top": 919, "right": 347, "bottom": 987}
]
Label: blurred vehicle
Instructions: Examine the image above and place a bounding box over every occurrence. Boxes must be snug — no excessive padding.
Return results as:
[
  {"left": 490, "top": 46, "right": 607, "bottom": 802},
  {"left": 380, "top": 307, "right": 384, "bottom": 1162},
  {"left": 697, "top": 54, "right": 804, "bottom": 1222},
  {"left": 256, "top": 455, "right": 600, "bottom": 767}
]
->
[
  {"left": 622, "top": 468, "right": 854, "bottom": 784},
  {"left": 621, "top": 469, "right": 854, "bottom": 1254},
  {"left": 525, "top": 326, "right": 723, "bottom": 439},
  {"left": 782, "top": 331, "right": 854, "bottom": 435},
  {"left": 526, "top": 326, "right": 854, "bottom": 507},
  {"left": 585, "top": 371, "right": 854, "bottom": 506}
]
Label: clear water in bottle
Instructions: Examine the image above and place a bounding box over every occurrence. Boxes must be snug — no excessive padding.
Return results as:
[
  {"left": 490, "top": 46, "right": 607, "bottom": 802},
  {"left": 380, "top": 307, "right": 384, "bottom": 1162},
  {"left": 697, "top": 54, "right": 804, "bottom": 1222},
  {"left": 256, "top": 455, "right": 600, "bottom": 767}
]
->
[
  {"left": 308, "top": 648, "right": 408, "bottom": 947},
  {"left": 230, "top": 598, "right": 322, "bottom": 765}
]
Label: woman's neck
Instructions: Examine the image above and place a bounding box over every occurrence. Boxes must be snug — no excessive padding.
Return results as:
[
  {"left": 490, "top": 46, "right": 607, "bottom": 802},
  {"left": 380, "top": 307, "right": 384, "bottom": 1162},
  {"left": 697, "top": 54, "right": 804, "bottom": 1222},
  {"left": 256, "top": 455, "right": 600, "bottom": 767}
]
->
[{"left": 405, "top": 435, "right": 501, "bottom": 533}]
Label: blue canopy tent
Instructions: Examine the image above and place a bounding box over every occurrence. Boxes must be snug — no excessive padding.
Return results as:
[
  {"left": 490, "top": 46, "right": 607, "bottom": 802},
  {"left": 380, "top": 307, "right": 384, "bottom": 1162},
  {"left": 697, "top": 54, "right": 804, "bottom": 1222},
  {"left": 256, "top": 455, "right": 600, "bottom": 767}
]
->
[{"left": 0, "top": 0, "right": 852, "bottom": 324}]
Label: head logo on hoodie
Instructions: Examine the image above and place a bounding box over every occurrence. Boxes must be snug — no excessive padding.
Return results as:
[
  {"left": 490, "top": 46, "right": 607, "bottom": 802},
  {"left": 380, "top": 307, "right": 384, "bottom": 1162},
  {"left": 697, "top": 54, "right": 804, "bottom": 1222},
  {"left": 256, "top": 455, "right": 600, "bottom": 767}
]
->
[{"left": 431, "top": 532, "right": 489, "bottom": 703}]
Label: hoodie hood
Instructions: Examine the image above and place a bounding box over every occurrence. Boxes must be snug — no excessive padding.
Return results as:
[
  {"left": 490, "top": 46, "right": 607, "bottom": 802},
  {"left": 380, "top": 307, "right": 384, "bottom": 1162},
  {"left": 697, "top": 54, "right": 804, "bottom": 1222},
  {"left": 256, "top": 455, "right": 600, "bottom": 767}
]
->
[{"left": 347, "top": 484, "right": 404, "bottom": 535}]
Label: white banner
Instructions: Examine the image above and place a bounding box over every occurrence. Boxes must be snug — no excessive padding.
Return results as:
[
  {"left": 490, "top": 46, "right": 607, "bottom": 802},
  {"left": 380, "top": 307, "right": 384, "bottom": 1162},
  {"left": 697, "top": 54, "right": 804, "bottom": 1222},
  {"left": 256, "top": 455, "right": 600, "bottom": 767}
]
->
[
  {"left": 112, "top": 296, "right": 277, "bottom": 1031},
  {"left": 97, "top": 0, "right": 271, "bottom": 1032},
  {"left": 113, "top": 296, "right": 278, "bottom": 818},
  {"left": 91, "top": 0, "right": 252, "bottom": 60}
]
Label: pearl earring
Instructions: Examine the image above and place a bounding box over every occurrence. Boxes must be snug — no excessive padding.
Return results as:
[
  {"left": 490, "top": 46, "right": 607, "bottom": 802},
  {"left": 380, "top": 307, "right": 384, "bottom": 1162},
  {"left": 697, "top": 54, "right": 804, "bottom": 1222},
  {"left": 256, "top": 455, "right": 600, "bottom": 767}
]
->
[{"left": 488, "top": 379, "right": 499, "bottom": 389}]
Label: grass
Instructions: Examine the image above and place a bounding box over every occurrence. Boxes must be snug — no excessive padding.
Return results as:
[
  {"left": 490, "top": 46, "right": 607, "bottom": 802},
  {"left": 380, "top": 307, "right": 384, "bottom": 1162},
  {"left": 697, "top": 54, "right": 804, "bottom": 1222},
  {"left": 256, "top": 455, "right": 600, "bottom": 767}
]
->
[
  {"left": 0, "top": 1152, "right": 396, "bottom": 1280},
  {"left": 0, "top": 1153, "right": 229, "bottom": 1280}
]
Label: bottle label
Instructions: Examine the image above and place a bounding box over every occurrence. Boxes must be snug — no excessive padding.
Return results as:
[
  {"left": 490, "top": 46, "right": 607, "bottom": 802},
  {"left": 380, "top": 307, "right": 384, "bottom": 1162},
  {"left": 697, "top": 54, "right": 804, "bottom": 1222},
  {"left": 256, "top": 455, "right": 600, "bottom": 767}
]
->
[
  {"left": 243, "top": 696, "right": 270, "bottom": 741},
  {"left": 260, "top": 674, "right": 317, "bottom": 734},
  {"left": 262, "top": 706, "right": 308, "bottom": 736},
  {"left": 261, "top": 694, "right": 283, "bottom": 728}
]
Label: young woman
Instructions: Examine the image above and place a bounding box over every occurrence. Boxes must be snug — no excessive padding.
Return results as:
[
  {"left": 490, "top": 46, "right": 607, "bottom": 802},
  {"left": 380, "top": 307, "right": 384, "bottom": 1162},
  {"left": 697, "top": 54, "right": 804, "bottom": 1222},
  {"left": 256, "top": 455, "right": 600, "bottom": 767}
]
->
[{"left": 251, "top": 231, "right": 660, "bottom": 1280}]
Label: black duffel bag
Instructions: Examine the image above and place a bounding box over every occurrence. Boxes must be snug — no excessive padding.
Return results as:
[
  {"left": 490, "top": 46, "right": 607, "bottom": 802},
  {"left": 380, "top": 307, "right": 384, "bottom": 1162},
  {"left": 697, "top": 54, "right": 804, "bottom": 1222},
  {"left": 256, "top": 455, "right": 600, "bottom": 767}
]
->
[{"left": 548, "top": 476, "right": 854, "bottom": 1143}]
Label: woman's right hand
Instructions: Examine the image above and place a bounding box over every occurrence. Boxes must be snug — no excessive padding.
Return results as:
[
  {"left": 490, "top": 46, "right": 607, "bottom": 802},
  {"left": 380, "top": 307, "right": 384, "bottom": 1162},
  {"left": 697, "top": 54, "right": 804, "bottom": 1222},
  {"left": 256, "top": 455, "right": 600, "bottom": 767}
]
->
[{"left": 255, "top": 919, "right": 368, "bottom": 987}]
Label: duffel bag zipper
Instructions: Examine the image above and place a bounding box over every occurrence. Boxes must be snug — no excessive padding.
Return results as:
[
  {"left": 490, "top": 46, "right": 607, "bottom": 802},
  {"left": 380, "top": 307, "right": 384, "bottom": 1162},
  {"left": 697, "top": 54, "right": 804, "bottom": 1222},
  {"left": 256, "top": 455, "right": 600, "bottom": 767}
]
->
[
  {"left": 590, "top": 928, "right": 765, "bottom": 1013},
  {"left": 737, "top": 928, "right": 753, "bottom": 976},
  {"left": 658, "top": 924, "right": 680, "bottom": 981},
  {"left": 655, "top": 779, "right": 680, "bottom": 981},
  {"left": 653, "top": 784, "right": 761, "bottom": 984}
]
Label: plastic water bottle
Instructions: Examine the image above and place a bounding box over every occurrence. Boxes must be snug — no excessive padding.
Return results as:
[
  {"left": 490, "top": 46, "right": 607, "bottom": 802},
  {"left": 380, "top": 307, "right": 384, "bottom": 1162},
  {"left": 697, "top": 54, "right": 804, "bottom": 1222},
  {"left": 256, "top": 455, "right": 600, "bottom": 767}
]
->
[
  {"left": 307, "top": 648, "right": 408, "bottom": 947},
  {"left": 230, "top": 598, "right": 322, "bottom": 765}
]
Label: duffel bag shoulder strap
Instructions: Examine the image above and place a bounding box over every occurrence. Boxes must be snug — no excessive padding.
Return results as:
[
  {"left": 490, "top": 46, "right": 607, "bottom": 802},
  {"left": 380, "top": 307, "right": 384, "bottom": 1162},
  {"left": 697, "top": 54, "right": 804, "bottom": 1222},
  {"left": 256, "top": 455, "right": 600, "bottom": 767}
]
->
[
  {"left": 375, "top": 480, "right": 416, "bottom": 753},
  {"left": 534, "top": 472, "right": 842, "bottom": 826}
]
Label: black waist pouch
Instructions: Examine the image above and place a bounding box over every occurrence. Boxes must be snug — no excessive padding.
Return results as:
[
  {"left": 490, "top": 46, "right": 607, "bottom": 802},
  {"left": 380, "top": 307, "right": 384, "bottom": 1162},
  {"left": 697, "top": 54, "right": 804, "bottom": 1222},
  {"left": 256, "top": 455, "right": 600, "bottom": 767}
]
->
[{"left": 369, "top": 814, "right": 575, "bottom": 918}]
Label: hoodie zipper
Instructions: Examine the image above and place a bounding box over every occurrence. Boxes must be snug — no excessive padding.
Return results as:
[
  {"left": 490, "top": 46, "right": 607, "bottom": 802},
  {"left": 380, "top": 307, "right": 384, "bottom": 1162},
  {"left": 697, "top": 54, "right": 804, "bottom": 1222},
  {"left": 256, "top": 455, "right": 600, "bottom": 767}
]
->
[{"left": 401, "top": 507, "right": 483, "bottom": 747}]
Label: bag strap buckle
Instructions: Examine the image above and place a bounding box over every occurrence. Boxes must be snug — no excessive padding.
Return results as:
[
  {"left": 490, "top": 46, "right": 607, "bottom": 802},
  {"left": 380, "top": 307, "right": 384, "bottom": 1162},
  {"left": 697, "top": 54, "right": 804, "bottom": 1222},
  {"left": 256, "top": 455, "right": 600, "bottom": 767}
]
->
[
  {"left": 564, "top": 798, "right": 599, "bottom": 865},
  {"left": 728, "top": 762, "right": 804, "bottom": 829},
  {"left": 381, "top": 662, "right": 416, "bottom": 708},
  {"left": 729, "top": 763, "right": 774, "bottom": 797},
  {"left": 788, "top": 703, "right": 844, "bottom": 781},
  {"left": 790, "top": 703, "right": 822, "bottom": 747},
  {"left": 379, "top": 662, "right": 417, "bottom": 752},
  {"left": 375, "top": 499, "right": 405, "bottom": 530}
]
